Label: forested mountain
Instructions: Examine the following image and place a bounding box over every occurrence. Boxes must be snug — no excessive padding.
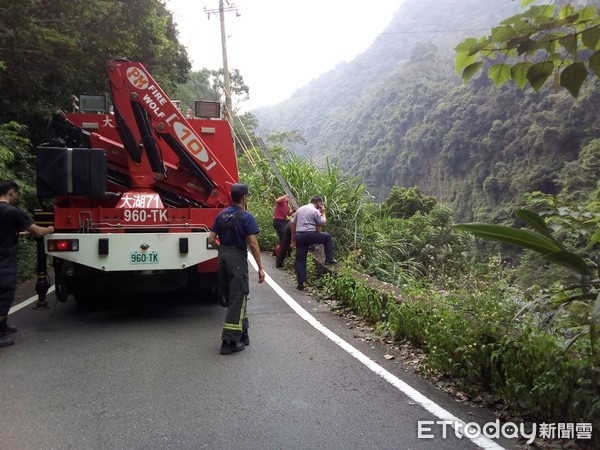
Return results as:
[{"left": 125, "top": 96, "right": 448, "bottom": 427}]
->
[{"left": 253, "top": 0, "right": 600, "bottom": 221}]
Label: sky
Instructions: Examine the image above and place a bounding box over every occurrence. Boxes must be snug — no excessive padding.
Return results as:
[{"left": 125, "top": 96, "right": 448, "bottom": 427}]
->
[{"left": 164, "top": 0, "right": 406, "bottom": 110}]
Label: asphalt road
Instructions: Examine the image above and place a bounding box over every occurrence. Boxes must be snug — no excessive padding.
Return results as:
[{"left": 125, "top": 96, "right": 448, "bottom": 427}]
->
[{"left": 1, "top": 254, "right": 517, "bottom": 450}]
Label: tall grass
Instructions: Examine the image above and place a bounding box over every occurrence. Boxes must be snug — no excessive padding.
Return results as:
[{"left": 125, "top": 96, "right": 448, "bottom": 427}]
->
[
  {"left": 239, "top": 147, "right": 430, "bottom": 284},
  {"left": 239, "top": 145, "right": 470, "bottom": 285}
]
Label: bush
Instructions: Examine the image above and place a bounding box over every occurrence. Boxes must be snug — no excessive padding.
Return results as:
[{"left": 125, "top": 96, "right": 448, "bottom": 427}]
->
[
  {"left": 239, "top": 148, "right": 372, "bottom": 260},
  {"left": 17, "top": 238, "right": 37, "bottom": 284},
  {"left": 1, "top": 121, "right": 38, "bottom": 283},
  {"left": 383, "top": 185, "right": 437, "bottom": 218},
  {"left": 321, "top": 269, "right": 600, "bottom": 445}
]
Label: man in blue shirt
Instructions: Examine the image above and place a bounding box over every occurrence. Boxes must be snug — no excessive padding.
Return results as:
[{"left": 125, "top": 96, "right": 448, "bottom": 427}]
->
[{"left": 208, "top": 183, "right": 265, "bottom": 355}]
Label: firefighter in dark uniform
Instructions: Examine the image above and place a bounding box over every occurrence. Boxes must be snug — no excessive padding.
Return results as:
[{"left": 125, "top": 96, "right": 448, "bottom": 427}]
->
[
  {"left": 0, "top": 180, "right": 55, "bottom": 347},
  {"left": 208, "top": 183, "right": 265, "bottom": 355}
]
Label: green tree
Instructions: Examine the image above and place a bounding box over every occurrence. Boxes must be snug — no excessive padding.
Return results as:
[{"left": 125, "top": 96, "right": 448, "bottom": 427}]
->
[
  {"left": 173, "top": 69, "right": 219, "bottom": 112},
  {"left": 0, "top": 121, "right": 38, "bottom": 283},
  {"left": 0, "top": 0, "right": 190, "bottom": 143},
  {"left": 211, "top": 68, "right": 250, "bottom": 108},
  {"left": 558, "top": 138, "right": 600, "bottom": 205},
  {"left": 174, "top": 68, "right": 250, "bottom": 113},
  {"left": 383, "top": 186, "right": 437, "bottom": 219},
  {"left": 0, "top": 122, "right": 34, "bottom": 189},
  {"left": 265, "top": 130, "right": 307, "bottom": 147},
  {"left": 455, "top": 206, "right": 600, "bottom": 355},
  {"left": 456, "top": 0, "right": 600, "bottom": 97}
]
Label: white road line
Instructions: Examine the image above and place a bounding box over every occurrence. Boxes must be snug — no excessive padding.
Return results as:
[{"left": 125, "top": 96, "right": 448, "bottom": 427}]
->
[
  {"left": 9, "top": 286, "right": 56, "bottom": 314},
  {"left": 10, "top": 264, "right": 505, "bottom": 449},
  {"left": 250, "top": 256, "right": 505, "bottom": 450}
]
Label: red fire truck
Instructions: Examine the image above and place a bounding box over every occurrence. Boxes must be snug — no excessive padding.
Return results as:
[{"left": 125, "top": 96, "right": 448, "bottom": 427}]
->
[{"left": 35, "top": 60, "right": 238, "bottom": 306}]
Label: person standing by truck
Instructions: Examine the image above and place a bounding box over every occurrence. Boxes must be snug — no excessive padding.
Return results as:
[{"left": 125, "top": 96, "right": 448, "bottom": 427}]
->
[
  {"left": 208, "top": 183, "right": 265, "bottom": 355},
  {"left": 0, "top": 180, "right": 55, "bottom": 347}
]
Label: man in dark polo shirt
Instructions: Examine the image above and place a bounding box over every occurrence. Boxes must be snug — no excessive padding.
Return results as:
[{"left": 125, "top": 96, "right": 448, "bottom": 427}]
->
[
  {"left": 0, "top": 180, "right": 55, "bottom": 347},
  {"left": 208, "top": 183, "right": 265, "bottom": 355}
]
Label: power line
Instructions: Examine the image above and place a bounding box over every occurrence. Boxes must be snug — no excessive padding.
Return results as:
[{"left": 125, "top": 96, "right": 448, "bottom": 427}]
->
[
  {"left": 380, "top": 28, "right": 490, "bottom": 34},
  {"left": 204, "top": 4, "right": 240, "bottom": 19}
]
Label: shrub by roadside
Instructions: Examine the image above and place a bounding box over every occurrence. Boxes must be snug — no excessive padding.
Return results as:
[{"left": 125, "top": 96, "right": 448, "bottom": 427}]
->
[{"left": 320, "top": 266, "right": 600, "bottom": 448}]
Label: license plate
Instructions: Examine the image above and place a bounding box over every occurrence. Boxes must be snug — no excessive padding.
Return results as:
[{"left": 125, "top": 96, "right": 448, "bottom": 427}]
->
[{"left": 130, "top": 251, "right": 159, "bottom": 265}]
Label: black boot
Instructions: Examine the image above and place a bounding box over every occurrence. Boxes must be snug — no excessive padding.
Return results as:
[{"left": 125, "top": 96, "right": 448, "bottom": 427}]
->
[
  {"left": 241, "top": 330, "right": 250, "bottom": 346},
  {"left": 0, "top": 316, "right": 17, "bottom": 335},
  {"left": 220, "top": 340, "right": 245, "bottom": 355},
  {"left": 0, "top": 333, "right": 14, "bottom": 347}
]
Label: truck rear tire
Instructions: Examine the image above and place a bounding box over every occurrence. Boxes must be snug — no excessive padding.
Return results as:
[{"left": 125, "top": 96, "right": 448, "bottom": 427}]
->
[
  {"left": 55, "top": 280, "right": 69, "bottom": 303},
  {"left": 52, "top": 258, "right": 69, "bottom": 303}
]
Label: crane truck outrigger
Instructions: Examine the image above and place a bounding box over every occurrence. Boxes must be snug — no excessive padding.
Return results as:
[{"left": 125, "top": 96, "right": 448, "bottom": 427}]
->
[{"left": 35, "top": 60, "right": 238, "bottom": 307}]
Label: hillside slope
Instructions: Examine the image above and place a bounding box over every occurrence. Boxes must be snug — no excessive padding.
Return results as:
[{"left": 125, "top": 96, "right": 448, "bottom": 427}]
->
[
  {"left": 253, "top": 0, "right": 600, "bottom": 221},
  {"left": 254, "top": 0, "right": 519, "bottom": 156}
]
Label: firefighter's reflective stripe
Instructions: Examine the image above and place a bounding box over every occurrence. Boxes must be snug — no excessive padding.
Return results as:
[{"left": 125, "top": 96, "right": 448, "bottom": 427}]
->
[
  {"left": 223, "top": 295, "right": 247, "bottom": 331},
  {"left": 218, "top": 243, "right": 250, "bottom": 342}
]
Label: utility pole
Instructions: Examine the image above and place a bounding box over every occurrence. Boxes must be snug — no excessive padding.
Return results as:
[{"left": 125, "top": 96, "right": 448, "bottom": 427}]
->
[
  {"left": 219, "top": 0, "right": 232, "bottom": 123},
  {"left": 205, "top": 1, "right": 239, "bottom": 124}
]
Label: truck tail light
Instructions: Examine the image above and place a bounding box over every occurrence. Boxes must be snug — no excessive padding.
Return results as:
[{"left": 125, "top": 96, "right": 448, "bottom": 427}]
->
[{"left": 47, "top": 239, "right": 79, "bottom": 252}]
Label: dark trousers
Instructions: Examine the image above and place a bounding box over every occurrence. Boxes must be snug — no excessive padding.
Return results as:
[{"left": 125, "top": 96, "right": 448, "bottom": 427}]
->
[
  {"left": 294, "top": 231, "right": 334, "bottom": 285},
  {"left": 218, "top": 246, "right": 249, "bottom": 342},
  {"left": 273, "top": 219, "right": 289, "bottom": 244},
  {"left": 275, "top": 222, "right": 292, "bottom": 268},
  {"left": 0, "top": 251, "right": 17, "bottom": 318},
  {"left": 0, "top": 276, "right": 16, "bottom": 318}
]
